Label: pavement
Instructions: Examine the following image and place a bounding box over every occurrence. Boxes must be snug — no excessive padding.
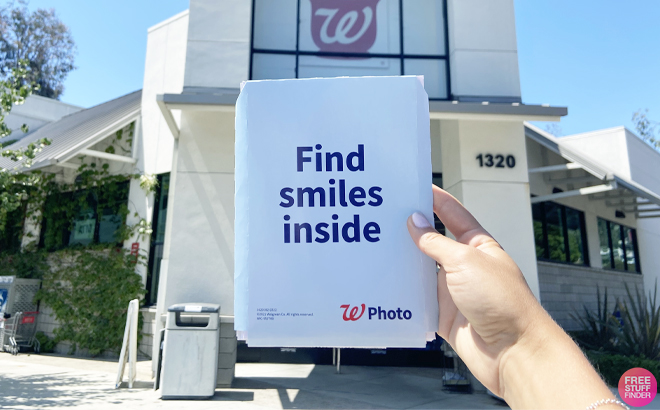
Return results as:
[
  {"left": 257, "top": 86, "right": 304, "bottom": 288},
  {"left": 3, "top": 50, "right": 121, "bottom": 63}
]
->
[
  {"left": 0, "top": 353, "right": 508, "bottom": 409},
  {"left": 5, "top": 353, "right": 660, "bottom": 410}
]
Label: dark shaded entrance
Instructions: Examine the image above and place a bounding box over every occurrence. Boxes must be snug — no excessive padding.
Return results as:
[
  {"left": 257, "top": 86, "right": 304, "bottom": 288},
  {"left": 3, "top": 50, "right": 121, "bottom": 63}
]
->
[{"left": 237, "top": 335, "right": 450, "bottom": 368}]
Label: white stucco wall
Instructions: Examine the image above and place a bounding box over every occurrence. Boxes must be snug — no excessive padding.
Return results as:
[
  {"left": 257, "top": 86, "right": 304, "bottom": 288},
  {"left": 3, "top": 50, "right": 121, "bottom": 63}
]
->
[
  {"left": 154, "top": 109, "right": 237, "bottom": 385},
  {"left": 115, "top": 11, "right": 190, "bottom": 293},
  {"left": 559, "top": 127, "right": 631, "bottom": 178},
  {"left": 637, "top": 219, "right": 660, "bottom": 294},
  {"left": 441, "top": 119, "right": 540, "bottom": 299},
  {"left": 626, "top": 130, "right": 660, "bottom": 194},
  {"left": 625, "top": 132, "right": 660, "bottom": 293},
  {"left": 159, "top": 110, "right": 235, "bottom": 313},
  {"left": 141, "top": 10, "right": 189, "bottom": 176},
  {"left": 447, "top": 0, "right": 521, "bottom": 101},
  {"left": 183, "top": 0, "right": 251, "bottom": 89}
]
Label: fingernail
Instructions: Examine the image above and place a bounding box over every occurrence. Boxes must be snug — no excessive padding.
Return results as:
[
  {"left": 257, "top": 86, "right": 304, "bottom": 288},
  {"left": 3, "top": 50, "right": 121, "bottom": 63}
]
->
[{"left": 411, "top": 212, "right": 431, "bottom": 229}]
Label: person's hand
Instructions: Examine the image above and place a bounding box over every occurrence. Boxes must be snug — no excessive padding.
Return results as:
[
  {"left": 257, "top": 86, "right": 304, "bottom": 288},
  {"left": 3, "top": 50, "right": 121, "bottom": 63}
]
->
[
  {"left": 407, "top": 185, "right": 545, "bottom": 395},
  {"left": 407, "top": 185, "right": 615, "bottom": 409}
]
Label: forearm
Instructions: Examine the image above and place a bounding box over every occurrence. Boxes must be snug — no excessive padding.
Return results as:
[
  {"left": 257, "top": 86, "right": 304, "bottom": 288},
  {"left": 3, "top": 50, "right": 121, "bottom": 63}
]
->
[{"left": 499, "top": 311, "right": 616, "bottom": 409}]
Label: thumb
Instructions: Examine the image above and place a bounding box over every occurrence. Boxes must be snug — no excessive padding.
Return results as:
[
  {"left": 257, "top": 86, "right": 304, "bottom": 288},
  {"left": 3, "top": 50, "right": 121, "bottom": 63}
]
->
[{"left": 407, "top": 212, "right": 467, "bottom": 266}]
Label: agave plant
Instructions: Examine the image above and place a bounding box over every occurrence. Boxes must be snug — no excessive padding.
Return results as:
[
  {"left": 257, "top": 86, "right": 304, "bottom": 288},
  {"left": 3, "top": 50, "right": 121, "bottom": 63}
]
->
[
  {"left": 572, "top": 287, "right": 620, "bottom": 352},
  {"left": 615, "top": 282, "right": 660, "bottom": 360}
]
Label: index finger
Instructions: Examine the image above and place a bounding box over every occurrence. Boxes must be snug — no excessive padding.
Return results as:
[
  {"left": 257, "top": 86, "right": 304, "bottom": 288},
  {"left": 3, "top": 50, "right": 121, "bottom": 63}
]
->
[{"left": 432, "top": 185, "right": 498, "bottom": 247}]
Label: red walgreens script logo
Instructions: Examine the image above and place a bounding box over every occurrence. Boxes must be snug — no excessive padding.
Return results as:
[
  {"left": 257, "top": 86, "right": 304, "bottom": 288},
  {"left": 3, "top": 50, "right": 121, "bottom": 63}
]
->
[
  {"left": 310, "top": 0, "right": 381, "bottom": 54},
  {"left": 341, "top": 304, "right": 366, "bottom": 321}
]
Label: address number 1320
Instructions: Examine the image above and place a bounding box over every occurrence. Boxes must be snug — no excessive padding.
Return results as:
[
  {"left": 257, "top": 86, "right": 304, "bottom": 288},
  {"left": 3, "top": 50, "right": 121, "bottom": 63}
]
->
[{"left": 476, "top": 153, "right": 516, "bottom": 168}]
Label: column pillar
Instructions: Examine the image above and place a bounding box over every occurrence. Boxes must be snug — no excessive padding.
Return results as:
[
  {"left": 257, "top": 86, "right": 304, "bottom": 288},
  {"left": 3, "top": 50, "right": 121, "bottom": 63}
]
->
[
  {"left": 156, "top": 109, "right": 237, "bottom": 387},
  {"left": 440, "top": 119, "right": 540, "bottom": 299}
]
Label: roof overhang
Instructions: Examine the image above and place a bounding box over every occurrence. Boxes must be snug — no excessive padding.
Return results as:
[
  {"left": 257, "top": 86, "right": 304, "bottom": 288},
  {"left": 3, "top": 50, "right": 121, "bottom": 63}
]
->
[
  {"left": 525, "top": 123, "right": 660, "bottom": 218},
  {"left": 156, "top": 87, "right": 568, "bottom": 138},
  {"left": 429, "top": 101, "right": 567, "bottom": 122},
  {"left": 156, "top": 89, "right": 239, "bottom": 138},
  {"left": 1, "top": 91, "right": 142, "bottom": 173},
  {"left": 56, "top": 110, "right": 140, "bottom": 165},
  {"left": 21, "top": 109, "right": 141, "bottom": 173}
]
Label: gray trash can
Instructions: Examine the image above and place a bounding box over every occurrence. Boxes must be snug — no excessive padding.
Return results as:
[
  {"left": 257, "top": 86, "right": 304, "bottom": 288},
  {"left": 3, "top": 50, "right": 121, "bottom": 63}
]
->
[{"left": 160, "top": 303, "right": 220, "bottom": 400}]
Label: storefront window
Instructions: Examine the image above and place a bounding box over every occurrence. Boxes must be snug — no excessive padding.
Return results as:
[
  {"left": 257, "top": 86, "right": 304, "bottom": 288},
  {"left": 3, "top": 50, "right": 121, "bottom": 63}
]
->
[
  {"left": 532, "top": 203, "right": 546, "bottom": 259},
  {"left": 544, "top": 202, "right": 566, "bottom": 262},
  {"left": 532, "top": 201, "right": 589, "bottom": 266},
  {"left": 40, "top": 182, "right": 129, "bottom": 251},
  {"left": 250, "top": 0, "right": 451, "bottom": 99},
  {"left": 566, "top": 207, "right": 586, "bottom": 264},
  {"left": 402, "top": 0, "right": 446, "bottom": 54},
  {"left": 432, "top": 173, "right": 444, "bottom": 235},
  {"left": 610, "top": 223, "right": 625, "bottom": 270},
  {"left": 68, "top": 191, "right": 97, "bottom": 247},
  {"left": 0, "top": 203, "right": 26, "bottom": 252},
  {"left": 597, "top": 218, "right": 611, "bottom": 268},
  {"left": 597, "top": 218, "right": 640, "bottom": 273},
  {"left": 146, "top": 173, "right": 170, "bottom": 305},
  {"left": 623, "top": 226, "right": 638, "bottom": 272},
  {"left": 99, "top": 208, "right": 123, "bottom": 244},
  {"left": 252, "top": 0, "right": 297, "bottom": 51}
]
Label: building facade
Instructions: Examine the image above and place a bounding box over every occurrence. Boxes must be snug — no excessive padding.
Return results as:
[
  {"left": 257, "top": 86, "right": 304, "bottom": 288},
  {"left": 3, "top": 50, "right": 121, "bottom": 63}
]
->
[{"left": 1, "top": 0, "right": 659, "bottom": 387}]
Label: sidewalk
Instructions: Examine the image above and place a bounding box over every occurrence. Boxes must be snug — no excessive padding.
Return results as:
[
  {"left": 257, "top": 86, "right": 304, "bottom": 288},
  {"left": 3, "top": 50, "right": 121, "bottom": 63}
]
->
[{"left": 0, "top": 353, "right": 507, "bottom": 409}]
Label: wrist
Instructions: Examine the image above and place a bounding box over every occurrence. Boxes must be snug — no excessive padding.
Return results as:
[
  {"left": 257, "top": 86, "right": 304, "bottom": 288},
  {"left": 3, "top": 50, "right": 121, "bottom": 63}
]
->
[
  {"left": 498, "top": 308, "right": 615, "bottom": 409},
  {"left": 498, "top": 306, "right": 557, "bottom": 397}
]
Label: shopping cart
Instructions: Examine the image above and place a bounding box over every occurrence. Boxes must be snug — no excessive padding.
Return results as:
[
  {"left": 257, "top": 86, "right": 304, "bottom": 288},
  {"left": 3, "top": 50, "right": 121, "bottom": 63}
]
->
[{"left": 3, "top": 312, "right": 40, "bottom": 355}]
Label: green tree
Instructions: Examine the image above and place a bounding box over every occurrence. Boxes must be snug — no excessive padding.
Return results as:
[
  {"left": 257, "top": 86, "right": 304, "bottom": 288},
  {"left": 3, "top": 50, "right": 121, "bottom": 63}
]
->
[
  {"left": 632, "top": 109, "right": 659, "bottom": 150},
  {"left": 543, "top": 123, "right": 563, "bottom": 137},
  {"left": 0, "top": 0, "right": 76, "bottom": 99},
  {"left": 0, "top": 59, "right": 46, "bottom": 234}
]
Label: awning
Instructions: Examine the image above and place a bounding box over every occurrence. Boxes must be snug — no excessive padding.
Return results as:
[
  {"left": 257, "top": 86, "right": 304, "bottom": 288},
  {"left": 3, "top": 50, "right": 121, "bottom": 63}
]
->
[
  {"left": 525, "top": 123, "right": 660, "bottom": 218},
  {"left": 156, "top": 88, "right": 240, "bottom": 138},
  {"left": 156, "top": 86, "right": 568, "bottom": 138},
  {"left": 0, "top": 90, "right": 142, "bottom": 172},
  {"left": 428, "top": 100, "right": 567, "bottom": 122}
]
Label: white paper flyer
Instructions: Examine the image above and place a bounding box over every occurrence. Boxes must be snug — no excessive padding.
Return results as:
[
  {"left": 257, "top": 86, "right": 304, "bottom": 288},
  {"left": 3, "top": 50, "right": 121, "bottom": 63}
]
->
[{"left": 235, "top": 76, "right": 437, "bottom": 348}]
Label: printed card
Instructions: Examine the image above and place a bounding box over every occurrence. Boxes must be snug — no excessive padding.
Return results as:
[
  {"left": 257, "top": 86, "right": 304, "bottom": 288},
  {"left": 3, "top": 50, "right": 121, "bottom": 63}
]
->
[{"left": 235, "top": 76, "right": 437, "bottom": 347}]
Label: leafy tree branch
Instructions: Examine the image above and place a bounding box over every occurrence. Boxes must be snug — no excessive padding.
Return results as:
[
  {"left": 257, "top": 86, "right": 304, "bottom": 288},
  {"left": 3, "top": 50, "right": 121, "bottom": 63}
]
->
[
  {"left": 632, "top": 109, "right": 659, "bottom": 150},
  {"left": 0, "top": 0, "right": 76, "bottom": 99}
]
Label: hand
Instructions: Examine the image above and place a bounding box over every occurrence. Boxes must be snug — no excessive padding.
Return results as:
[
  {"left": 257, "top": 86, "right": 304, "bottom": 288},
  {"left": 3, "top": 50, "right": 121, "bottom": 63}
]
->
[
  {"left": 407, "top": 185, "right": 615, "bottom": 409},
  {"left": 407, "top": 185, "right": 544, "bottom": 395}
]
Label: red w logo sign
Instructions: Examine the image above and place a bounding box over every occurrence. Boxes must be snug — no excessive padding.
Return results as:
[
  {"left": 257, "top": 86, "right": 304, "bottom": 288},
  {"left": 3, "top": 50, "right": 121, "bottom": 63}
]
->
[
  {"left": 310, "top": 0, "right": 381, "bottom": 54},
  {"left": 340, "top": 304, "right": 366, "bottom": 321}
]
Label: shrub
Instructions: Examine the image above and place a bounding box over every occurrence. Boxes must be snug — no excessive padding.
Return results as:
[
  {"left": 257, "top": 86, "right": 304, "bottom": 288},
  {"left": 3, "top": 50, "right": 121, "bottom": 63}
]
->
[
  {"left": 573, "top": 284, "right": 660, "bottom": 360},
  {"left": 34, "top": 331, "right": 56, "bottom": 353},
  {"left": 576, "top": 285, "right": 660, "bottom": 392},
  {"left": 36, "top": 248, "right": 145, "bottom": 355},
  {"left": 616, "top": 283, "right": 660, "bottom": 360},
  {"left": 0, "top": 250, "right": 48, "bottom": 279},
  {"left": 587, "top": 352, "right": 660, "bottom": 391},
  {"left": 571, "top": 287, "right": 620, "bottom": 352}
]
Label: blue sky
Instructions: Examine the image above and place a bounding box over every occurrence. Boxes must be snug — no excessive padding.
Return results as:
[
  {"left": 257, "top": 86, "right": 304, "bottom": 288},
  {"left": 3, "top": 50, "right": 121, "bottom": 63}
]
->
[
  {"left": 515, "top": 0, "right": 660, "bottom": 136},
  {"left": 23, "top": 0, "right": 188, "bottom": 107},
  {"left": 21, "top": 0, "right": 660, "bottom": 137}
]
